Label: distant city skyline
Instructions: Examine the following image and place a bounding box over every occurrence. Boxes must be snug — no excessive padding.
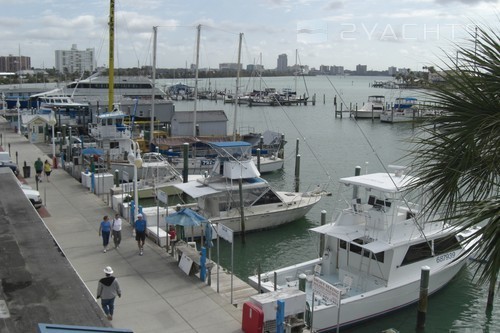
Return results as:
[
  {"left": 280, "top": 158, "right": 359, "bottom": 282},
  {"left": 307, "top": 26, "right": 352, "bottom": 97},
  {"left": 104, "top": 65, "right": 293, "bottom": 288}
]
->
[{"left": 0, "top": 0, "right": 498, "bottom": 72}]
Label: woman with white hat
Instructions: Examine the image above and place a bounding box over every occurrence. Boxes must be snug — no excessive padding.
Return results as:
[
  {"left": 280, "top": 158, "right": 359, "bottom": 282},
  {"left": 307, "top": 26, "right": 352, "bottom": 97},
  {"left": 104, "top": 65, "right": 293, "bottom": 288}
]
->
[{"left": 96, "top": 266, "right": 121, "bottom": 320}]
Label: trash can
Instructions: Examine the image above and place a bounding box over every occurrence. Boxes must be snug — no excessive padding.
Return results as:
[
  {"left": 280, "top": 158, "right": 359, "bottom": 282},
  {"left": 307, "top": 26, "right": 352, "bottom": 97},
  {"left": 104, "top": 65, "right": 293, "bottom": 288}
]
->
[{"left": 23, "top": 165, "right": 31, "bottom": 178}]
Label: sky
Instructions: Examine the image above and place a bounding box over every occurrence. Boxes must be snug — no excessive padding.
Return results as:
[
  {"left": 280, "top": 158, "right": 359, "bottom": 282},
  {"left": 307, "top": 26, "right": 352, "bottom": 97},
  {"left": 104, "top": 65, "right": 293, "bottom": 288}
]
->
[{"left": 1, "top": 0, "right": 498, "bottom": 72}]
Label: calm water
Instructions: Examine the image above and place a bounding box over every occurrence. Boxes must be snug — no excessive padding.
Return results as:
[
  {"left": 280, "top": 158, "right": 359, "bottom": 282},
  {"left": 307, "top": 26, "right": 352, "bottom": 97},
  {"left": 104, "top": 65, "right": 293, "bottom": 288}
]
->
[{"left": 155, "top": 75, "right": 499, "bottom": 333}]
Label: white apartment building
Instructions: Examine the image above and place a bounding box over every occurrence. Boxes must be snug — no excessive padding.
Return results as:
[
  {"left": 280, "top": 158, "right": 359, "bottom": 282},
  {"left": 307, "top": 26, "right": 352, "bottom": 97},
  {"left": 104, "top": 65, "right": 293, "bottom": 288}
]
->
[{"left": 55, "top": 44, "right": 96, "bottom": 74}]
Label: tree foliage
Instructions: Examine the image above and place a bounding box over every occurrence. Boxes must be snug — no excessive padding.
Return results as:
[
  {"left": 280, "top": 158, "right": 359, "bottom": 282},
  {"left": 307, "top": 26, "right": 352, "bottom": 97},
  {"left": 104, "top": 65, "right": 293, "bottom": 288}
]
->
[{"left": 407, "top": 25, "right": 499, "bottom": 288}]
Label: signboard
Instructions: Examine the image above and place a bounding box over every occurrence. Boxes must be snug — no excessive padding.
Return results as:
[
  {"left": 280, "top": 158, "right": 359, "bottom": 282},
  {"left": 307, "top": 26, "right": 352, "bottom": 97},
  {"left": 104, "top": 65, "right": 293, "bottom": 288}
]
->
[
  {"left": 179, "top": 253, "right": 194, "bottom": 275},
  {"left": 312, "top": 276, "right": 341, "bottom": 306},
  {"left": 157, "top": 190, "right": 168, "bottom": 204},
  {"left": 217, "top": 223, "right": 233, "bottom": 243}
]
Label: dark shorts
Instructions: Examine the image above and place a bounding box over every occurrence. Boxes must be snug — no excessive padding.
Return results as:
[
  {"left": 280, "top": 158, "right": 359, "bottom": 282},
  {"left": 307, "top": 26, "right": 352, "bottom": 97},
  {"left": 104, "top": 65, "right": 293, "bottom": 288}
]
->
[
  {"left": 135, "top": 231, "right": 146, "bottom": 242},
  {"left": 45, "top": 171, "right": 51, "bottom": 176}
]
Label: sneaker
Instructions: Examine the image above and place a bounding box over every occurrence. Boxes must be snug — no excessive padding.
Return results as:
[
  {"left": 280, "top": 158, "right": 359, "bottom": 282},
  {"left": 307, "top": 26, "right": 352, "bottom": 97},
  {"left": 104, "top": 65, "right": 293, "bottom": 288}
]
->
[
  {"left": 139, "top": 250, "right": 143, "bottom": 256},
  {"left": 103, "top": 249, "right": 107, "bottom": 253}
]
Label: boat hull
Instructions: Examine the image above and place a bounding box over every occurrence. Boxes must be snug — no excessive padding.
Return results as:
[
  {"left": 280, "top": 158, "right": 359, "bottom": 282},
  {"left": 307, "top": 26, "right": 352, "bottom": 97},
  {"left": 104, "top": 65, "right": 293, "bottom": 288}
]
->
[
  {"left": 183, "top": 195, "right": 321, "bottom": 237},
  {"left": 311, "top": 259, "right": 467, "bottom": 331}
]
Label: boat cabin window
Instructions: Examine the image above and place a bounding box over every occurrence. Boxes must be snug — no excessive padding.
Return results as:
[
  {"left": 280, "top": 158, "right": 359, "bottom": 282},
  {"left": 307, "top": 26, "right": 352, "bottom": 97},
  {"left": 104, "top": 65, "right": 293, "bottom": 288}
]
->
[
  {"left": 339, "top": 239, "right": 385, "bottom": 263},
  {"left": 368, "top": 195, "right": 376, "bottom": 205},
  {"left": 401, "top": 241, "right": 432, "bottom": 266},
  {"left": 434, "top": 235, "right": 461, "bottom": 254},
  {"left": 110, "top": 141, "right": 120, "bottom": 149}
]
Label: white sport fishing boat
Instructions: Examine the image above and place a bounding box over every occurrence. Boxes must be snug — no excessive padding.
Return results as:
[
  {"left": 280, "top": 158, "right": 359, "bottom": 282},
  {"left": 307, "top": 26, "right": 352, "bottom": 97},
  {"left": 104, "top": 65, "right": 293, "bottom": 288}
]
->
[
  {"left": 173, "top": 141, "right": 325, "bottom": 236},
  {"left": 351, "top": 95, "right": 385, "bottom": 119},
  {"left": 248, "top": 166, "right": 480, "bottom": 331}
]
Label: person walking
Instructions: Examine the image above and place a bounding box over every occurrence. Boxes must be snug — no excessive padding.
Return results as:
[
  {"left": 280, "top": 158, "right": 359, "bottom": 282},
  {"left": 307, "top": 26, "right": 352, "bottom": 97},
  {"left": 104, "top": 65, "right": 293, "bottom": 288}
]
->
[
  {"left": 134, "top": 213, "right": 147, "bottom": 256},
  {"left": 98, "top": 215, "right": 111, "bottom": 253},
  {"left": 34, "top": 158, "right": 43, "bottom": 182},
  {"left": 96, "top": 266, "right": 121, "bottom": 321},
  {"left": 43, "top": 159, "right": 52, "bottom": 182},
  {"left": 111, "top": 214, "right": 122, "bottom": 249}
]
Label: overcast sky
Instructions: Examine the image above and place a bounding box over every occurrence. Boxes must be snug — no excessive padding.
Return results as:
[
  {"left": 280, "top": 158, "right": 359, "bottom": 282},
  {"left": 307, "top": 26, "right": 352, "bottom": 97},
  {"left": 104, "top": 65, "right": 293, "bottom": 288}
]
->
[{"left": 1, "top": 0, "right": 498, "bottom": 72}]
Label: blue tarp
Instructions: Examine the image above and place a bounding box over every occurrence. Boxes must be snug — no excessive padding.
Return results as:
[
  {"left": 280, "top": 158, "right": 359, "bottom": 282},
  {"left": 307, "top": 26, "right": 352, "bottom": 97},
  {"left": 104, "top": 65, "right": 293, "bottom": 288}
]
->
[
  {"left": 165, "top": 208, "right": 208, "bottom": 227},
  {"left": 82, "top": 147, "right": 104, "bottom": 156}
]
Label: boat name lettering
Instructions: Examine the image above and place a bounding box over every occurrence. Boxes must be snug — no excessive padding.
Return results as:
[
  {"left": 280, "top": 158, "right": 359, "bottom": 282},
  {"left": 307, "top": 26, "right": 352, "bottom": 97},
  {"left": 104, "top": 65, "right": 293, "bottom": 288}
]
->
[
  {"left": 201, "top": 160, "right": 215, "bottom": 166},
  {"left": 436, "top": 252, "right": 455, "bottom": 263}
]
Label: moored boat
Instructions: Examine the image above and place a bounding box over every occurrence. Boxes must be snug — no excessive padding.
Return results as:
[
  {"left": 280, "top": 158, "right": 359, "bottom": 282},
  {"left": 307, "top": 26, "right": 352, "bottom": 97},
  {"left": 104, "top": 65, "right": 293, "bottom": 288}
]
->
[
  {"left": 248, "top": 166, "right": 480, "bottom": 331},
  {"left": 350, "top": 95, "right": 385, "bottom": 119},
  {"left": 172, "top": 141, "right": 325, "bottom": 236}
]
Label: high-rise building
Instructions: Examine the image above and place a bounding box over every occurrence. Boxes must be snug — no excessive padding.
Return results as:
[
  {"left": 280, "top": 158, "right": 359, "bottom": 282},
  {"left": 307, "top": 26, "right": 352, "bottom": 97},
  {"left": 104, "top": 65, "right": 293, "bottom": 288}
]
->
[
  {"left": 388, "top": 66, "right": 397, "bottom": 76},
  {"left": 277, "top": 54, "right": 288, "bottom": 71},
  {"left": 55, "top": 44, "right": 95, "bottom": 74},
  {"left": 355, "top": 64, "right": 367, "bottom": 75},
  {"left": 246, "top": 64, "right": 264, "bottom": 72},
  {"left": 0, "top": 55, "right": 31, "bottom": 72},
  {"left": 332, "top": 65, "right": 344, "bottom": 75}
]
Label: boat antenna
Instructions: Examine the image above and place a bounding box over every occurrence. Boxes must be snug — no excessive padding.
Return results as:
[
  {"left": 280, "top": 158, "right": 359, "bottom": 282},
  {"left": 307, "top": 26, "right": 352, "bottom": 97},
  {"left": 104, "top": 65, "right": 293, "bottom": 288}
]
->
[{"left": 108, "top": 0, "right": 115, "bottom": 113}]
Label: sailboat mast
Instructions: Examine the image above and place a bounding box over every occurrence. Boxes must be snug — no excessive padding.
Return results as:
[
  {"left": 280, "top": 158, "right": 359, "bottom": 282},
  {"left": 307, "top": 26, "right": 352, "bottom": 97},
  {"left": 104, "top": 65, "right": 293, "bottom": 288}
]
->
[
  {"left": 295, "top": 49, "right": 298, "bottom": 95},
  {"left": 150, "top": 26, "right": 158, "bottom": 146},
  {"left": 108, "top": 0, "right": 115, "bottom": 112},
  {"left": 193, "top": 24, "right": 201, "bottom": 137},
  {"left": 232, "top": 32, "right": 243, "bottom": 141}
]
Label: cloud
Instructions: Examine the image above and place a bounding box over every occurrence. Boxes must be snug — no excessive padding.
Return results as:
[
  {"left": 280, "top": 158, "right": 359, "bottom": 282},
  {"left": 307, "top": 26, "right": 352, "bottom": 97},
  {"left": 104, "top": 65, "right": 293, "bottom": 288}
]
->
[
  {"left": 324, "top": 1, "right": 344, "bottom": 11},
  {"left": 434, "top": 0, "right": 499, "bottom": 3}
]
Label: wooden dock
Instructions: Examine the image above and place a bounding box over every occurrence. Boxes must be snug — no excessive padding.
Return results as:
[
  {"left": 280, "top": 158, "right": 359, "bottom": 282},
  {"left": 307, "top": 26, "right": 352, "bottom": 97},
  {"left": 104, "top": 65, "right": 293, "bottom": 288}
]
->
[{"left": 208, "top": 263, "right": 259, "bottom": 307}]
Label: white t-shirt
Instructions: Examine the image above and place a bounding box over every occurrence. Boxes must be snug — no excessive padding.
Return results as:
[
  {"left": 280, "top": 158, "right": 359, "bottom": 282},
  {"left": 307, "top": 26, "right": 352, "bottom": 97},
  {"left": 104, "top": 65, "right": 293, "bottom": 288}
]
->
[{"left": 112, "top": 218, "right": 122, "bottom": 231}]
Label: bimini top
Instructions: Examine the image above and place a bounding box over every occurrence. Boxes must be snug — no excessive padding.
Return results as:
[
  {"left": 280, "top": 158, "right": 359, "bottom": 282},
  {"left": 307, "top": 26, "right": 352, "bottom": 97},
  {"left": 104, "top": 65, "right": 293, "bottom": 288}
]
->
[{"left": 339, "top": 172, "right": 418, "bottom": 193}]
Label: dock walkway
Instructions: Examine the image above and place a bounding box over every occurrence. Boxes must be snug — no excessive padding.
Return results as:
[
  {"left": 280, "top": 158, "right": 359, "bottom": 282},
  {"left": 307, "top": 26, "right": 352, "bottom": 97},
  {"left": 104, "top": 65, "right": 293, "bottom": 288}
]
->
[{"left": 0, "top": 118, "right": 254, "bottom": 333}]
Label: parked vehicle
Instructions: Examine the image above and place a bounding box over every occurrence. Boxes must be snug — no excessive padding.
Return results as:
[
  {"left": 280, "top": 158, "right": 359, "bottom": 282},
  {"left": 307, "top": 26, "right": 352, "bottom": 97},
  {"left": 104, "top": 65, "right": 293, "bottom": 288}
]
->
[
  {"left": 22, "top": 187, "right": 43, "bottom": 209},
  {"left": 16, "top": 179, "right": 43, "bottom": 209},
  {"left": 0, "top": 151, "right": 12, "bottom": 163},
  {"left": 0, "top": 161, "right": 19, "bottom": 175}
]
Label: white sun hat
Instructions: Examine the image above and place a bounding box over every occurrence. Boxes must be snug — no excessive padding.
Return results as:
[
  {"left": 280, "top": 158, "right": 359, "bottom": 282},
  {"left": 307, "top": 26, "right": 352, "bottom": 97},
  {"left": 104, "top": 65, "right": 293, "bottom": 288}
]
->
[{"left": 104, "top": 266, "right": 114, "bottom": 274}]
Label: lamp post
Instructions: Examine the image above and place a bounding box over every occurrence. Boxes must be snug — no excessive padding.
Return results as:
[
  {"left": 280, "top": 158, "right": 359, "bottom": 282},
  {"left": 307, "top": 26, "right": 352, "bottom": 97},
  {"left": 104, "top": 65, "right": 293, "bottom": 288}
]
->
[
  {"left": 128, "top": 139, "right": 143, "bottom": 221},
  {"left": 16, "top": 98, "right": 21, "bottom": 134}
]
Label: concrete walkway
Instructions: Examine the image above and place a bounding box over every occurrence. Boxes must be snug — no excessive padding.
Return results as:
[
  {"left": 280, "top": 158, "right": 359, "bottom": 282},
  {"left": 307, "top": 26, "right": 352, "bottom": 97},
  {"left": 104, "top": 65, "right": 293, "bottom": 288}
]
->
[{"left": 0, "top": 121, "right": 243, "bottom": 333}]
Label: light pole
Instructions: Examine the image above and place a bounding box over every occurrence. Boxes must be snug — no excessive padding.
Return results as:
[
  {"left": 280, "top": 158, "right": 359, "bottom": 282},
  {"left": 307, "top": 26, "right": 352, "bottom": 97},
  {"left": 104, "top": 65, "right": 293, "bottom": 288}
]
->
[
  {"left": 127, "top": 139, "right": 143, "bottom": 221},
  {"left": 48, "top": 111, "right": 57, "bottom": 160},
  {"left": 16, "top": 98, "right": 21, "bottom": 134}
]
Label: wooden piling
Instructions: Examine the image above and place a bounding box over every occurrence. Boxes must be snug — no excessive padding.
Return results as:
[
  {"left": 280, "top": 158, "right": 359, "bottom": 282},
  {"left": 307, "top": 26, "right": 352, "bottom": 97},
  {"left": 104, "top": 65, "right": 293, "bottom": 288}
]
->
[
  {"left": 256, "top": 148, "right": 261, "bottom": 172},
  {"left": 353, "top": 166, "right": 361, "bottom": 199},
  {"left": 239, "top": 179, "right": 246, "bottom": 244},
  {"left": 294, "top": 154, "right": 301, "bottom": 192},
  {"left": 319, "top": 210, "right": 326, "bottom": 257},
  {"left": 416, "top": 266, "right": 430, "bottom": 330}
]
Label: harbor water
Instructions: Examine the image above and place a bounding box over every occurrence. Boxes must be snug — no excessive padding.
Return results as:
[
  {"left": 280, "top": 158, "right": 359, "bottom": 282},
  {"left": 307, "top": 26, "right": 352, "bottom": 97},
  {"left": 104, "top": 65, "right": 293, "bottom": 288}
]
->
[
  {"left": 153, "top": 75, "right": 498, "bottom": 332},
  {"left": 9, "top": 75, "right": 496, "bottom": 332}
]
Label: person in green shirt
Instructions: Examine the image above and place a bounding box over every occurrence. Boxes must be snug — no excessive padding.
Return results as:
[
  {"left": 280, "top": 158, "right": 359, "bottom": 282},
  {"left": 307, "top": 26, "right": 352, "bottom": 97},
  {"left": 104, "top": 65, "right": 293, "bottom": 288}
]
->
[{"left": 34, "top": 158, "right": 43, "bottom": 182}]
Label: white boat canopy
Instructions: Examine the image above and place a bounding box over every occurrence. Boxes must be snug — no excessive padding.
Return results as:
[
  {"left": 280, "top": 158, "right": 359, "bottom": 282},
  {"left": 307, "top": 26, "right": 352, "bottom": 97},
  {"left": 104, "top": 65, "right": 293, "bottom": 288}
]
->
[
  {"left": 339, "top": 172, "right": 417, "bottom": 193},
  {"left": 310, "top": 224, "right": 393, "bottom": 253},
  {"left": 173, "top": 181, "right": 220, "bottom": 198}
]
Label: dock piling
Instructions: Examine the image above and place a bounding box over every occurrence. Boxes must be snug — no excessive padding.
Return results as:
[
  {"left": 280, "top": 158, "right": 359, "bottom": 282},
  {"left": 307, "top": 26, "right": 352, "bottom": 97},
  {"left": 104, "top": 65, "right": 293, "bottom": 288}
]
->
[{"left": 416, "top": 266, "right": 430, "bottom": 330}]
